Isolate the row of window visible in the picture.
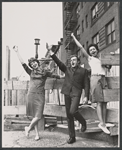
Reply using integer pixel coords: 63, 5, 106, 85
76, 19, 115, 51
81, 14, 88, 32
92, 19, 115, 46
75, 2, 114, 34
76, 3, 88, 31
91, 2, 114, 22
77, 2, 113, 17
92, 3, 98, 20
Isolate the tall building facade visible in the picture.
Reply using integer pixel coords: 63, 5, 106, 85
62, 2, 120, 70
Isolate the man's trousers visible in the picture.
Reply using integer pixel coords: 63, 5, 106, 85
64, 95, 86, 138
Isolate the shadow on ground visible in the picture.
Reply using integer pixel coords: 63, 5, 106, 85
2, 130, 118, 148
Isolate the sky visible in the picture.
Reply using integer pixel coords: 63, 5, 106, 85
2, 2, 63, 80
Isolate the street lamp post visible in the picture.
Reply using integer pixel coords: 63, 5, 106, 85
34, 38, 40, 59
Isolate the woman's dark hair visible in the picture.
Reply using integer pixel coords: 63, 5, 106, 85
87, 44, 99, 56
28, 57, 39, 68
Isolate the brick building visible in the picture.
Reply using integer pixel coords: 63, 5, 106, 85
62, 2, 120, 72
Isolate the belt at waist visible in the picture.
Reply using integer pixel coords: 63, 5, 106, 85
28, 91, 44, 94
91, 74, 105, 76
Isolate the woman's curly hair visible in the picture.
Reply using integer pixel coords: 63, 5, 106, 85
87, 44, 99, 56
28, 57, 39, 68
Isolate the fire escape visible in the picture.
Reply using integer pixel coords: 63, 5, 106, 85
64, 2, 78, 50
63, 2, 78, 65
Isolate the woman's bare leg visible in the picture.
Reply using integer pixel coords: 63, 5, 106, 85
97, 102, 110, 134
34, 124, 40, 140
97, 102, 104, 125
102, 102, 107, 124
25, 117, 40, 137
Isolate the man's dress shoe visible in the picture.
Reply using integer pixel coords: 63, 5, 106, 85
67, 137, 76, 144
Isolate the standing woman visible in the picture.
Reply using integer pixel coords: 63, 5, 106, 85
13, 46, 60, 140
71, 33, 110, 134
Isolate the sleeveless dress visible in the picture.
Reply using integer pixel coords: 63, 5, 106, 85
22, 63, 58, 119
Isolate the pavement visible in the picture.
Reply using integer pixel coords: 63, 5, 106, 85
2, 129, 118, 148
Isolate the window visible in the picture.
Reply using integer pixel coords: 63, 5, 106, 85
77, 43, 84, 57
85, 15, 88, 28
82, 20, 84, 32
86, 41, 89, 50
91, 3, 98, 20
76, 26, 80, 36
107, 2, 110, 7
76, 3, 81, 18
76, 25, 80, 40
106, 2, 114, 8
105, 2, 114, 11
106, 19, 115, 45
92, 33, 99, 47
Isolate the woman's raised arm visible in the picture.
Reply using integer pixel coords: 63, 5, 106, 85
13, 46, 32, 75
71, 33, 89, 59
13, 46, 24, 64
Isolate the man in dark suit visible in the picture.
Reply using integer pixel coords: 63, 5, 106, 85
49, 47, 89, 144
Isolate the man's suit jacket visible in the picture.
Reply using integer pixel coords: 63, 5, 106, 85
51, 54, 89, 98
